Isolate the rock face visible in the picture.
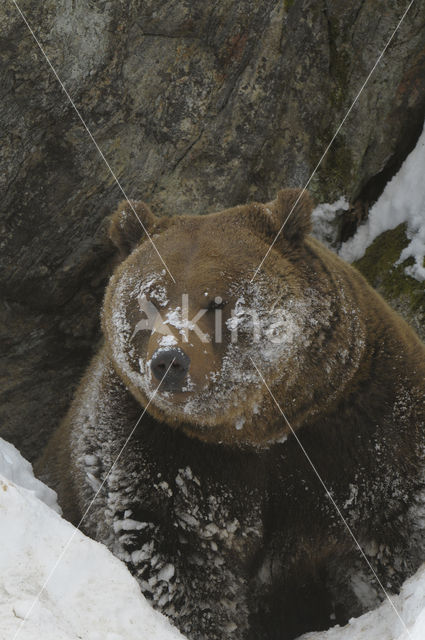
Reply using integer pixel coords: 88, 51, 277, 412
1, 0, 425, 460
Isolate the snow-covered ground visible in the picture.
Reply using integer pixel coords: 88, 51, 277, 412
1, 437, 425, 640
339, 121, 425, 281
0, 438, 185, 640
301, 568, 425, 640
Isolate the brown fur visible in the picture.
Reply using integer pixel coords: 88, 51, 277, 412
37, 189, 425, 640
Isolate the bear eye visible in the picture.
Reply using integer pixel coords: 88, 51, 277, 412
207, 298, 227, 311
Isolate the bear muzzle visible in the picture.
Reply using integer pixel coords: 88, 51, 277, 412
150, 347, 190, 392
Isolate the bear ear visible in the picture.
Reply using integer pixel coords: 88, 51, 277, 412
268, 188, 313, 243
109, 200, 157, 257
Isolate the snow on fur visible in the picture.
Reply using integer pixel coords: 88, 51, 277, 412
107, 269, 337, 430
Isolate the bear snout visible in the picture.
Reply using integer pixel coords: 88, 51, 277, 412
150, 347, 190, 391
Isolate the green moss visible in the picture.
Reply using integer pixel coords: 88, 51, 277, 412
283, 0, 295, 11
354, 224, 425, 315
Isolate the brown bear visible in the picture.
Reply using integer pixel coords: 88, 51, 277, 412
37, 189, 425, 640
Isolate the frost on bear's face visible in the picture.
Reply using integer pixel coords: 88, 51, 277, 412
102, 192, 365, 446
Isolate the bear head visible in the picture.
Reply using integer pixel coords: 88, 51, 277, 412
102, 189, 365, 447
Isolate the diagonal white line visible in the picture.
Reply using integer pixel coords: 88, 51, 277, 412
11, 358, 176, 640
12, 0, 176, 284
250, 0, 416, 282
249, 357, 413, 639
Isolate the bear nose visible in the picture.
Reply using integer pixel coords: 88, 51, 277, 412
150, 347, 190, 391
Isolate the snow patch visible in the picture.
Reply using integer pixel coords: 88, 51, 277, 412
312, 197, 350, 248
301, 563, 425, 640
0, 438, 60, 513
0, 439, 185, 640
339, 121, 425, 281
235, 416, 245, 431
